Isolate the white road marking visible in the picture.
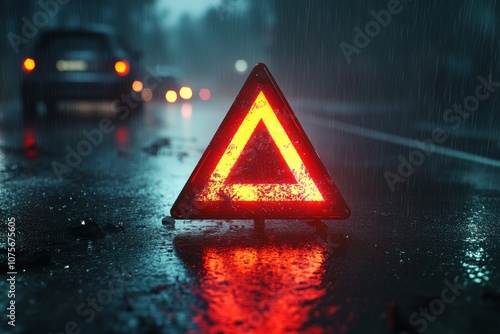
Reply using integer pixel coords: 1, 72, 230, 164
310, 116, 500, 168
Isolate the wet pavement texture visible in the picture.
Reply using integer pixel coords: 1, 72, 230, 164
0, 98, 499, 334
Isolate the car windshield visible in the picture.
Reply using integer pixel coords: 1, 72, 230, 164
37, 33, 108, 55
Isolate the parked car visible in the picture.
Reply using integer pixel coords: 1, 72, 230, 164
21, 26, 143, 117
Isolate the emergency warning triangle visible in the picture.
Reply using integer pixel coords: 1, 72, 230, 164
170, 63, 350, 219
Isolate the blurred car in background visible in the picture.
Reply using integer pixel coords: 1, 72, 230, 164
21, 26, 144, 117
144, 65, 182, 103
143, 65, 210, 104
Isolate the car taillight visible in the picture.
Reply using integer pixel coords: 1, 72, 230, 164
22, 57, 36, 73
114, 60, 129, 76
199, 88, 211, 101
132, 80, 143, 92
165, 90, 177, 103
179, 86, 193, 100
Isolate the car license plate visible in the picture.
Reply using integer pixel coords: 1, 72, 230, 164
56, 60, 88, 71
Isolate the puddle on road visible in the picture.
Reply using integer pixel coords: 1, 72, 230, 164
195, 243, 326, 333
174, 231, 351, 334
142, 136, 197, 162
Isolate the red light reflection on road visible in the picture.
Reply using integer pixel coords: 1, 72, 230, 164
23, 126, 37, 160
115, 126, 129, 151
181, 103, 193, 118
115, 126, 129, 144
194, 244, 326, 334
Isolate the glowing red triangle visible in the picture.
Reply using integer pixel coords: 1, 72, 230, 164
171, 63, 350, 219
224, 120, 297, 185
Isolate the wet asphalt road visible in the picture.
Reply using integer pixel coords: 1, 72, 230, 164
0, 96, 499, 334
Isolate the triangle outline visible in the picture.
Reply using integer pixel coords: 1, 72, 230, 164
199, 91, 323, 202
170, 63, 350, 219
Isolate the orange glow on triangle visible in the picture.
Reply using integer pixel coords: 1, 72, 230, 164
199, 91, 323, 202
